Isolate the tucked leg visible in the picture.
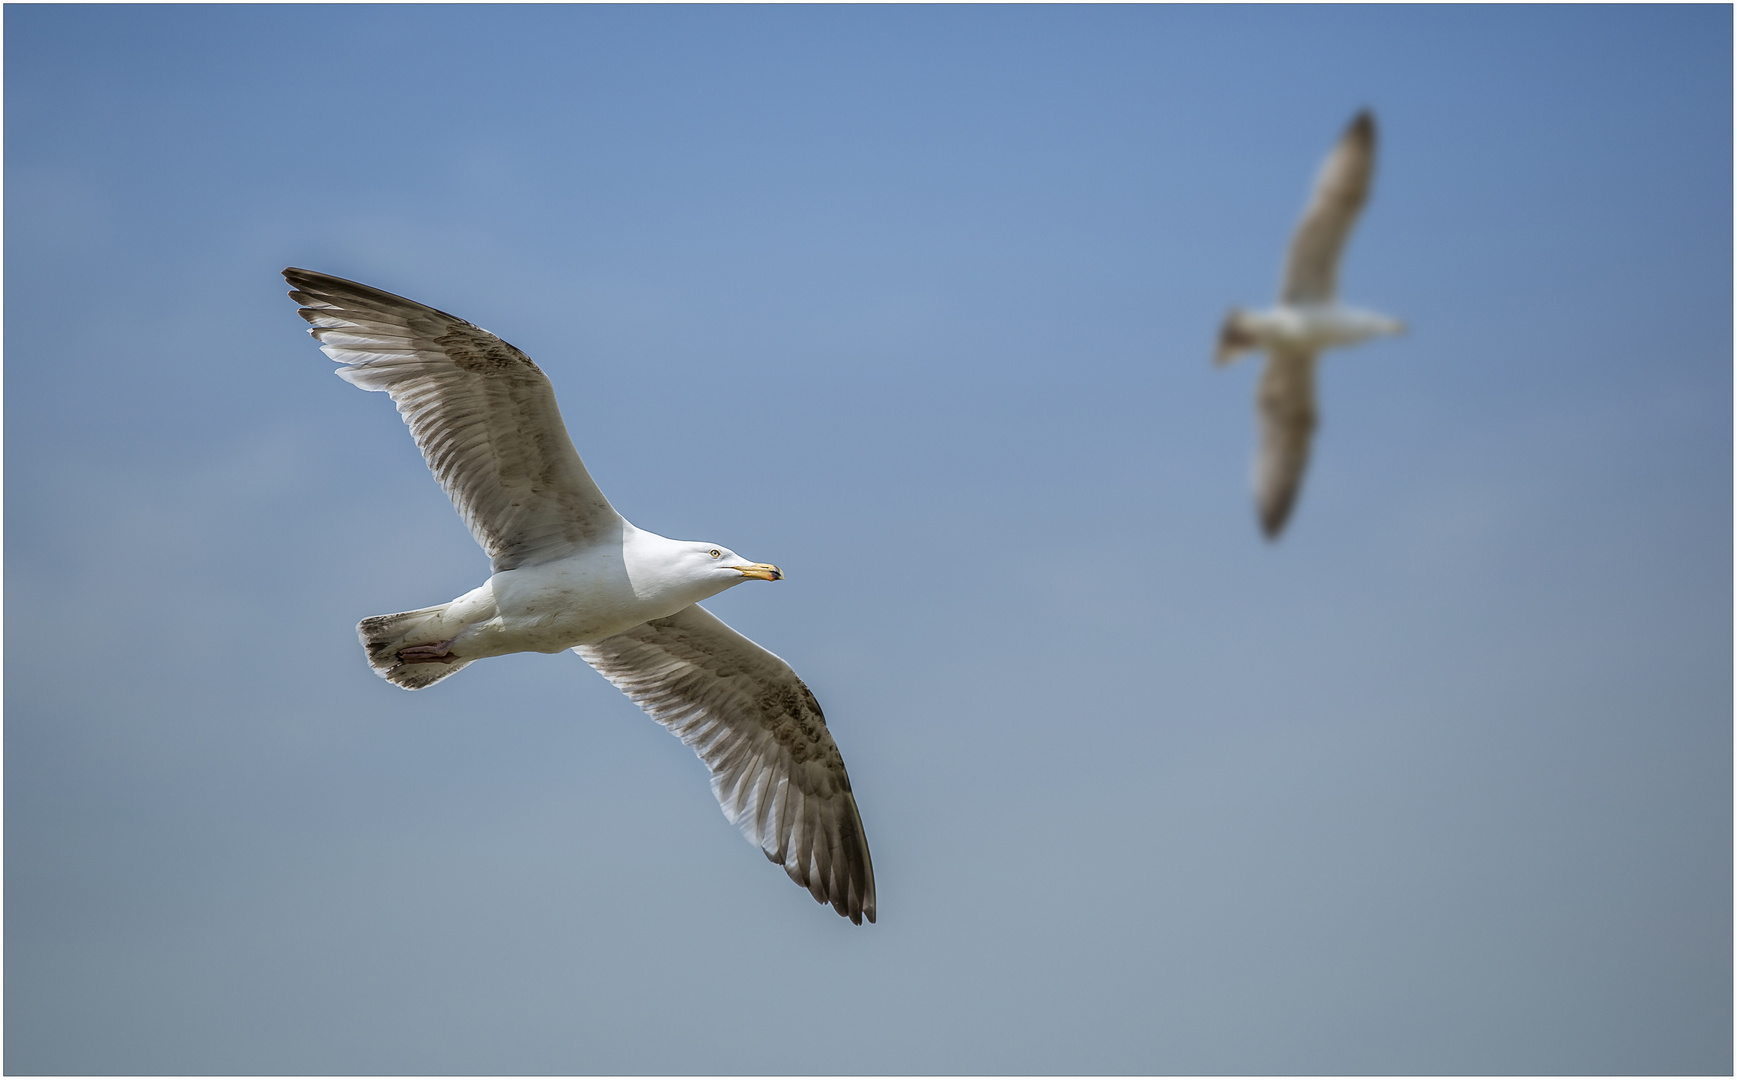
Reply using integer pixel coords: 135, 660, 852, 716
398, 640, 460, 664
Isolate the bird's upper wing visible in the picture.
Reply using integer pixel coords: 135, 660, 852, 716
1255, 349, 1319, 539
286, 268, 619, 571
1281, 111, 1376, 305
575, 604, 876, 924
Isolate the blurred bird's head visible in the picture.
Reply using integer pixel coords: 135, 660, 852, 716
1215, 309, 1259, 366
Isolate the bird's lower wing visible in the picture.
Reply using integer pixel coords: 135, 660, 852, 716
575, 604, 876, 924
286, 268, 620, 571
1255, 350, 1319, 538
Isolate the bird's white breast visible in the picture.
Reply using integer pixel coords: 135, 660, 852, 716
481, 529, 735, 655
1246, 303, 1399, 352
486, 545, 665, 653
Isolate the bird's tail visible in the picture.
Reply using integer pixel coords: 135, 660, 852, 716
358, 604, 473, 690
1215, 310, 1258, 366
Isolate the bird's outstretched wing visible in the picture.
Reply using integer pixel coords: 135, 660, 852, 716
285, 268, 619, 571
1255, 349, 1319, 539
576, 604, 876, 924
1281, 110, 1376, 305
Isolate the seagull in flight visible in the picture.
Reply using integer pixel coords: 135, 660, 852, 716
284, 268, 875, 923
1216, 110, 1405, 538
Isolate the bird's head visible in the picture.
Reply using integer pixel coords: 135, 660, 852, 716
1215, 308, 1258, 366
711, 544, 783, 583
674, 541, 783, 595
624, 530, 784, 607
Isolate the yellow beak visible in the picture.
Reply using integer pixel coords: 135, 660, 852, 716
734, 563, 783, 581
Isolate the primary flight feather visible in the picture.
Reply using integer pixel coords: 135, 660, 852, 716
285, 268, 875, 924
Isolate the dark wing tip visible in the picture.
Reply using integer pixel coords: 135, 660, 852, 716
282, 266, 388, 299
1347, 109, 1376, 144
283, 267, 359, 306
280, 268, 483, 333
1260, 499, 1292, 540
282, 266, 328, 290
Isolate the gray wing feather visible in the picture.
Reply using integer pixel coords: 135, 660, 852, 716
576, 604, 876, 924
285, 268, 619, 571
1281, 110, 1376, 305
1255, 349, 1319, 538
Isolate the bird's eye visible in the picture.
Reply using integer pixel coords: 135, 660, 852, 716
709, 549, 722, 558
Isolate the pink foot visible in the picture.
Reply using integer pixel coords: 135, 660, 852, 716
398, 640, 459, 665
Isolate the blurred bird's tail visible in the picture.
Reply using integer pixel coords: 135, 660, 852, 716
358, 604, 473, 690
1215, 309, 1258, 366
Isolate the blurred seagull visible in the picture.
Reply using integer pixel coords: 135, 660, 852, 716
1216, 110, 1405, 538
284, 269, 875, 924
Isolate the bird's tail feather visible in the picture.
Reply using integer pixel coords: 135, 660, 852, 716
358, 604, 472, 690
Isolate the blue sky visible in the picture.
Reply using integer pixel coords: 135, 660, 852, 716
6, 5, 1730, 1074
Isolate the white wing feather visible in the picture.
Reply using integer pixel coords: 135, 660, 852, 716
1281, 111, 1376, 305
284, 268, 620, 571
576, 604, 876, 924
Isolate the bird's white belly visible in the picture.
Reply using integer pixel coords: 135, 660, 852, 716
460, 554, 686, 657
1253, 304, 1397, 352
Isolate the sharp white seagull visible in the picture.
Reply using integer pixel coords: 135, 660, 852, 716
1215, 110, 1405, 539
284, 268, 875, 924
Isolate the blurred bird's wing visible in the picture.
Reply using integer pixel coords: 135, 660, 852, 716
285, 268, 620, 572
576, 603, 876, 924
1255, 349, 1319, 538
1281, 111, 1376, 305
